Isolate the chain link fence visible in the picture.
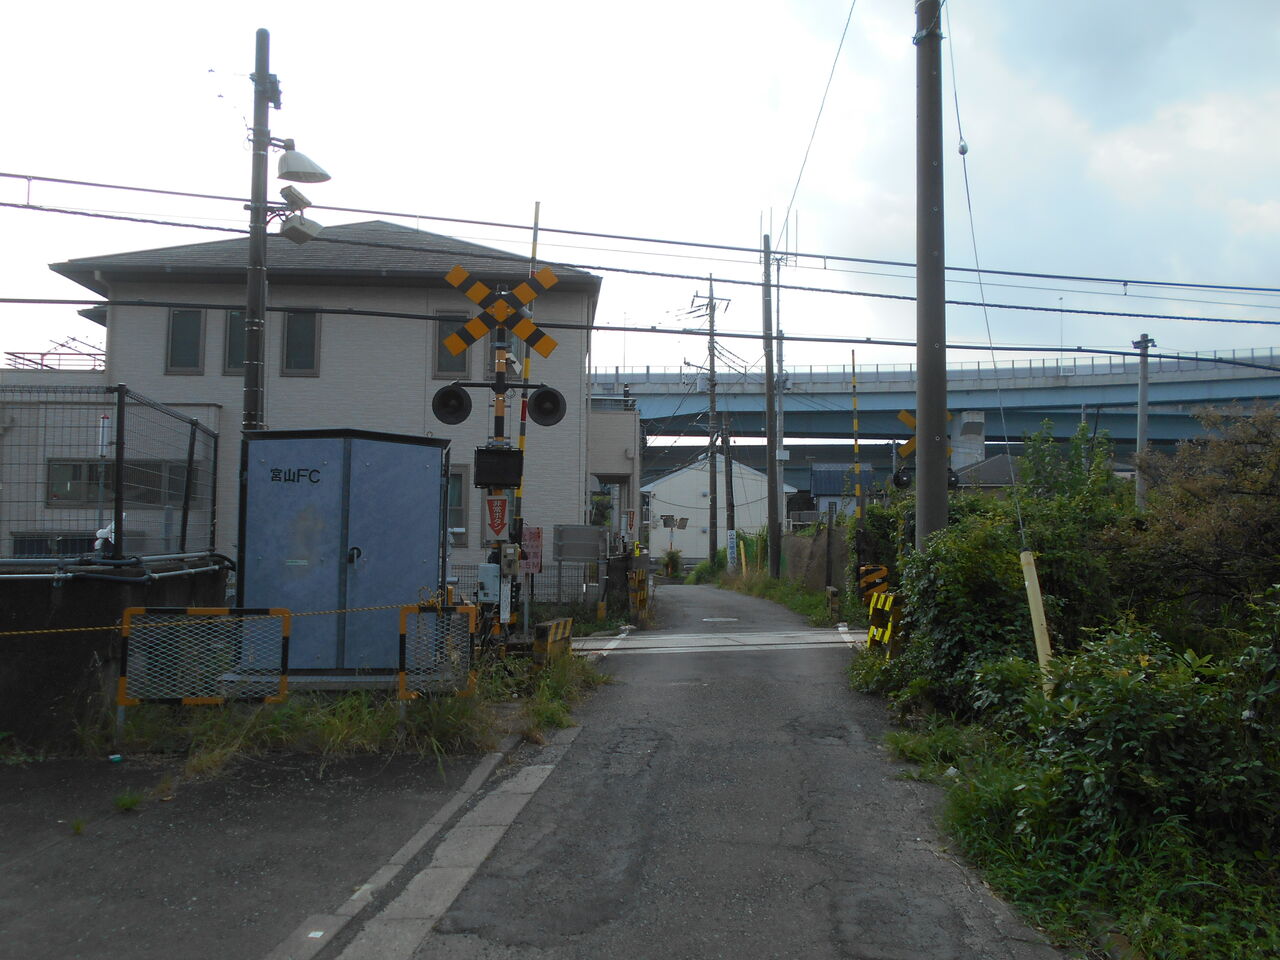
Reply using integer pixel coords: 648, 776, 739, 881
0, 384, 217, 560
118, 608, 289, 704
400, 605, 474, 697
447, 560, 605, 606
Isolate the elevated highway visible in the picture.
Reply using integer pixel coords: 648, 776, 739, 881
592, 348, 1280, 443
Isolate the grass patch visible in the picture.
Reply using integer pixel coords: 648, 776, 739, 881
721, 570, 849, 627
113, 790, 144, 813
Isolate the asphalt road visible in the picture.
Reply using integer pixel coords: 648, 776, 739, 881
323, 584, 1065, 960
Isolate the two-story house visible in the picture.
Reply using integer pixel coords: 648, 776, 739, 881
48, 220, 603, 565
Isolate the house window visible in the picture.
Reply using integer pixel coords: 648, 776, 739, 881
224, 310, 246, 374
11, 533, 98, 558
448, 465, 469, 546
433, 315, 470, 379
166, 308, 204, 374
282, 311, 319, 375
46, 459, 195, 509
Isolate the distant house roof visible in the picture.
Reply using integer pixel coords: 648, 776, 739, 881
640, 453, 796, 494
955, 453, 1019, 486
809, 462, 876, 496
50, 220, 601, 297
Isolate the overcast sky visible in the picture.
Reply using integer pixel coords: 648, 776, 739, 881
2, 0, 1277, 376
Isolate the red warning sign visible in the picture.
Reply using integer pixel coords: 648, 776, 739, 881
485, 495, 509, 539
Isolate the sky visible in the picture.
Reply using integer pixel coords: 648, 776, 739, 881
1, 0, 1277, 377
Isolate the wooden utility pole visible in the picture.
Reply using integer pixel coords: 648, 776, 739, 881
915, 0, 949, 549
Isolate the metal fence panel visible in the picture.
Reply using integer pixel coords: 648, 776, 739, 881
0, 385, 217, 560
118, 607, 289, 704
400, 605, 474, 697
447, 560, 604, 606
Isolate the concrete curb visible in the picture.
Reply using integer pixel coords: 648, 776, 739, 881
262, 734, 524, 960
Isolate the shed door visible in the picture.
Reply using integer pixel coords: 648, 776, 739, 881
342, 439, 444, 669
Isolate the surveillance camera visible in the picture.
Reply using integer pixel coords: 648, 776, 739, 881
279, 213, 323, 245
280, 185, 311, 211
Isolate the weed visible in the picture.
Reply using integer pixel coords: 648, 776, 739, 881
113, 790, 144, 813
71, 818, 86, 836
722, 570, 846, 627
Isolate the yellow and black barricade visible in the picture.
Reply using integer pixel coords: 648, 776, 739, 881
533, 618, 574, 668
397, 600, 477, 700
117, 607, 290, 707
866, 593, 902, 658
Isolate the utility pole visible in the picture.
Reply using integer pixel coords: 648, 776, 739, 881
915, 0, 948, 549
244, 28, 275, 433
707, 278, 718, 563
722, 415, 737, 570
776, 326, 787, 535
762, 234, 781, 577
1133, 332, 1155, 510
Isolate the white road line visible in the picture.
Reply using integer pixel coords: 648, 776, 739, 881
329, 729, 579, 960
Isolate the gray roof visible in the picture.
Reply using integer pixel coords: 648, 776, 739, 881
810, 462, 876, 496
50, 220, 601, 297
955, 453, 1019, 486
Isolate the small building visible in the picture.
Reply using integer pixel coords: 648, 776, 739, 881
809, 462, 877, 519
45, 221, 605, 564
641, 453, 795, 563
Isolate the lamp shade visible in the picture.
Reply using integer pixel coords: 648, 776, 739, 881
278, 148, 331, 184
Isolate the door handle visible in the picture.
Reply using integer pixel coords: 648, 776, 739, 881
348, 546, 363, 564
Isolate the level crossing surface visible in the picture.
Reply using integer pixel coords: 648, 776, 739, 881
312, 585, 1066, 960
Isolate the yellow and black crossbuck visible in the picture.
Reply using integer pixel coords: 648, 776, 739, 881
442, 265, 560, 359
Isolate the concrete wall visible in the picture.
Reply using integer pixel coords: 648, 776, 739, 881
782, 527, 850, 593
0, 563, 227, 747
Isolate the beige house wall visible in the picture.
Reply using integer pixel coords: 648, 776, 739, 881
100, 279, 592, 563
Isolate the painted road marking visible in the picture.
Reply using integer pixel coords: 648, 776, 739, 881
328, 733, 577, 960
576, 629, 863, 656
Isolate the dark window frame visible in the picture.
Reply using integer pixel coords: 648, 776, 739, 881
223, 309, 247, 375
448, 464, 470, 547
281, 310, 320, 377
45, 458, 197, 510
166, 308, 204, 374
433, 314, 471, 380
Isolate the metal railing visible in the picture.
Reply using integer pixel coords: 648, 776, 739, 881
590, 347, 1280, 389
0, 384, 218, 561
448, 560, 605, 606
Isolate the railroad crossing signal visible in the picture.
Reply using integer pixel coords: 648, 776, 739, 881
442, 265, 560, 358
896, 409, 952, 458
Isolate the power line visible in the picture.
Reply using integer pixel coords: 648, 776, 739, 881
6, 296, 1279, 373
4, 170, 1278, 296
779, 0, 859, 250
4, 201, 1279, 328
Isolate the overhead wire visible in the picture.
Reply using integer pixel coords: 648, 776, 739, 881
778, 0, 860, 251
945, 0, 1026, 543
4, 170, 1279, 296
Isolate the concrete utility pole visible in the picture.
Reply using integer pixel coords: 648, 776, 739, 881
914, 0, 948, 549
244, 28, 274, 433
722, 416, 737, 570
707, 279, 718, 562
1133, 332, 1156, 510
776, 326, 787, 535
762, 235, 781, 577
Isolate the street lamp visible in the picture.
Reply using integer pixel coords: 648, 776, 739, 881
243, 27, 330, 433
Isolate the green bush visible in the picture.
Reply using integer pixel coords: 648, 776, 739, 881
895, 509, 1032, 713
1037, 619, 1280, 854
685, 547, 727, 584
